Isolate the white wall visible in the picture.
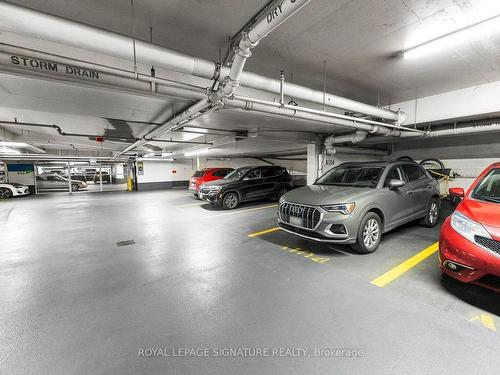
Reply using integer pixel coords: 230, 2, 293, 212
392, 137, 500, 192
200, 157, 306, 174
136, 159, 194, 183
386, 80, 500, 125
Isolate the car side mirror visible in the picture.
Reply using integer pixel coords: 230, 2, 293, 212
449, 187, 464, 198
389, 179, 405, 190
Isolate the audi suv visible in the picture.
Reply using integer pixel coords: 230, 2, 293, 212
278, 161, 441, 253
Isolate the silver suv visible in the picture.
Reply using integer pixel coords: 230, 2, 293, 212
278, 161, 441, 253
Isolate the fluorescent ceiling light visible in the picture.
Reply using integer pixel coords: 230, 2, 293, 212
0, 141, 46, 154
184, 147, 211, 157
0, 146, 21, 154
183, 127, 208, 134
0, 141, 29, 147
137, 157, 174, 162
161, 151, 173, 157
403, 14, 500, 59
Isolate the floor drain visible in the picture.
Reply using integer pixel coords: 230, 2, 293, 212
116, 240, 135, 247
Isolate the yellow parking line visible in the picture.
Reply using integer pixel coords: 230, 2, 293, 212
248, 227, 281, 237
206, 204, 278, 218
371, 242, 439, 287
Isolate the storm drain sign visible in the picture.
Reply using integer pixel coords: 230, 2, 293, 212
116, 240, 135, 247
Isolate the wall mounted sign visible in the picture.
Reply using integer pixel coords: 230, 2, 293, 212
137, 161, 144, 175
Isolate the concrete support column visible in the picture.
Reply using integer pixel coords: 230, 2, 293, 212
68, 162, 72, 193
99, 164, 103, 192
306, 142, 321, 185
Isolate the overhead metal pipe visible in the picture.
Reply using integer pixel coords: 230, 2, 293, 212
323, 131, 369, 155
148, 139, 213, 145
227, 97, 418, 135
0, 44, 206, 102
0, 42, 415, 143
0, 1, 401, 120
221, 0, 310, 97
362, 122, 500, 144
117, 0, 310, 155
114, 97, 213, 156
231, 94, 424, 133
331, 146, 389, 156
331, 130, 368, 144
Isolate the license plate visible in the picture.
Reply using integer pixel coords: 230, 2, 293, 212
289, 216, 302, 226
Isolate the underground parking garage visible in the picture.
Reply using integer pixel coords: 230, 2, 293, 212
1, 0, 500, 373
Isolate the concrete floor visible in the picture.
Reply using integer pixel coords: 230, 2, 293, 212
1, 190, 499, 374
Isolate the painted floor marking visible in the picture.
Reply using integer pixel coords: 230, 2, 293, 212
175, 202, 205, 207
281, 246, 330, 264
206, 204, 277, 218
248, 227, 281, 237
371, 242, 439, 287
469, 314, 497, 332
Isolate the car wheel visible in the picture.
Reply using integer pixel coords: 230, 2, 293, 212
419, 197, 440, 228
0, 187, 13, 199
71, 184, 80, 192
351, 212, 382, 254
222, 192, 239, 210
276, 186, 288, 201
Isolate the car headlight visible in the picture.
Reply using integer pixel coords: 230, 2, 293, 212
279, 196, 285, 204
450, 211, 491, 242
321, 202, 356, 215
207, 186, 222, 192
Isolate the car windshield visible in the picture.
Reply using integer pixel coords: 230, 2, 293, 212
472, 168, 500, 203
192, 170, 205, 177
315, 165, 385, 188
224, 167, 253, 180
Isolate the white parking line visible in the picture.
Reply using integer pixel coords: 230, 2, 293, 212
175, 202, 205, 207
205, 204, 278, 218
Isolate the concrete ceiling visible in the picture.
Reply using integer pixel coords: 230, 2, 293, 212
2, 0, 500, 157
6, 0, 500, 105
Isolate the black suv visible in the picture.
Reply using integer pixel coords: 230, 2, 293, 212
199, 166, 293, 209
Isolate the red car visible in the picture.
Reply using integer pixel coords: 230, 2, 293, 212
439, 162, 500, 292
189, 168, 234, 198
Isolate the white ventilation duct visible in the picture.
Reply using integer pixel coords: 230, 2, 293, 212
0, 1, 401, 121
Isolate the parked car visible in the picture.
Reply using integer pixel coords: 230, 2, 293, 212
439, 162, 500, 290
70, 174, 87, 182
36, 174, 88, 191
0, 182, 30, 199
93, 171, 111, 183
278, 161, 441, 253
199, 166, 292, 209
189, 168, 234, 198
